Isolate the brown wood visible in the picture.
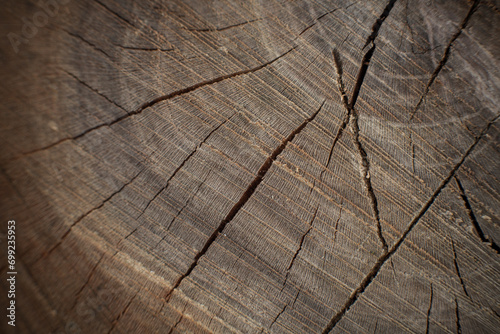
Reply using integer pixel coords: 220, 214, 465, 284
1, 0, 499, 333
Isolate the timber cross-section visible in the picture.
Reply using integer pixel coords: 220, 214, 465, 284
1, 0, 499, 333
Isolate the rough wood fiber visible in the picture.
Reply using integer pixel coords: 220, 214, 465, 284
0, 0, 499, 333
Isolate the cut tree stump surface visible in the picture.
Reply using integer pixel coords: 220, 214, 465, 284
0, 0, 499, 333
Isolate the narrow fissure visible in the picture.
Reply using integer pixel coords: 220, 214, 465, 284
455, 297, 462, 334
455, 176, 500, 254
139, 117, 231, 218
282, 205, 319, 290
332, 45, 388, 252
350, 110, 388, 252
15, 46, 297, 159
451, 239, 470, 298
163, 100, 326, 302
188, 18, 263, 32
40, 169, 144, 261
363, 0, 399, 49
321, 115, 498, 333
410, 0, 480, 120
425, 283, 433, 334
107, 291, 138, 334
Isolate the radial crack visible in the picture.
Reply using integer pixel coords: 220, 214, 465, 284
410, 0, 480, 120
63, 28, 112, 59
333, 203, 343, 245
327, 51, 351, 165
324, 112, 349, 171
269, 289, 300, 330
153, 172, 211, 250
167, 314, 183, 334
133, 46, 297, 116
321, 114, 498, 333
363, 0, 399, 49
163, 100, 326, 302
350, 109, 388, 252
14, 45, 297, 160
320, 50, 351, 180
116, 45, 174, 52
298, 2, 359, 38
298, 8, 339, 36
333, 49, 388, 252
124, 119, 230, 245
188, 18, 262, 32
350, 43, 376, 110
40, 169, 144, 260
0, 166, 24, 203
63, 70, 129, 114
72, 253, 106, 307
409, 133, 416, 174
455, 176, 500, 253
269, 304, 287, 330
332, 50, 351, 112
390, 259, 398, 288
455, 297, 462, 334
167, 304, 187, 334
139, 118, 230, 219
94, 0, 136, 28
282, 205, 319, 290
107, 292, 138, 334
451, 239, 470, 297
425, 283, 434, 334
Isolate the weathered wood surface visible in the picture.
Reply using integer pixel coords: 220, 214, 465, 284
1, 0, 499, 333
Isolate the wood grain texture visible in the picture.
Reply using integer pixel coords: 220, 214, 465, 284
0, 0, 499, 333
